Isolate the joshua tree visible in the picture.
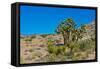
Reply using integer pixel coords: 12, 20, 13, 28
56, 18, 76, 45
78, 24, 86, 40
56, 18, 86, 45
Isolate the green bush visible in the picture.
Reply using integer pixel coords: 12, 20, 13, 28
24, 38, 32, 42
47, 39, 67, 55
41, 34, 48, 38
30, 35, 36, 39
57, 46, 66, 55
47, 37, 95, 61
48, 45, 58, 54
79, 39, 95, 51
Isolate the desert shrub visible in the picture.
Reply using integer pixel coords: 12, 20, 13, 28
91, 37, 95, 41
47, 38, 70, 56
70, 39, 95, 60
72, 51, 88, 60
29, 49, 34, 52
79, 40, 90, 51
41, 34, 48, 38
24, 38, 32, 42
47, 38, 95, 61
57, 46, 66, 55
32, 53, 36, 59
48, 38, 95, 61
35, 52, 43, 58
47, 39, 67, 55
47, 39, 55, 45
79, 39, 95, 51
91, 41, 95, 51
90, 34, 95, 41
30, 35, 36, 39
72, 52, 82, 60
64, 42, 80, 59
48, 45, 58, 55
72, 43, 80, 52
79, 41, 86, 51
67, 42, 79, 53
47, 39, 57, 54
31, 52, 42, 59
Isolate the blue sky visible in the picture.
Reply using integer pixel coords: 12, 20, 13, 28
20, 5, 95, 35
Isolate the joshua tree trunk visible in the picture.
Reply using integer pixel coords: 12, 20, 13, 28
69, 31, 72, 42
62, 32, 69, 46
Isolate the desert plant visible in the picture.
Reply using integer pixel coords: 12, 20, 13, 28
29, 49, 34, 52
24, 37, 32, 42
48, 45, 58, 55
72, 52, 82, 60
30, 35, 36, 39
79, 39, 94, 51
57, 46, 66, 55
32, 53, 36, 59
41, 34, 48, 38
56, 18, 76, 45
56, 18, 87, 46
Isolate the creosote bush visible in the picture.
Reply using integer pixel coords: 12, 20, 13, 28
30, 35, 36, 39
47, 39, 67, 55
47, 39, 68, 61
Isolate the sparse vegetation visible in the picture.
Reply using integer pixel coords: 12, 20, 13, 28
41, 34, 48, 38
20, 18, 96, 63
30, 35, 36, 39
24, 37, 32, 42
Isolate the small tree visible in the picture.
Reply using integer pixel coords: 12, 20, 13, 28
56, 18, 86, 45
56, 18, 76, 45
